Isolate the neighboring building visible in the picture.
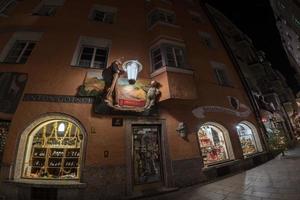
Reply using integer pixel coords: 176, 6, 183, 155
269, 0, 300, 86
206, 4, 297, 144
0, 0, 268, 199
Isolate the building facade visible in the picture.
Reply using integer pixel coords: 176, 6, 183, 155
0, 0, 268, 199
206, 5, 297, 146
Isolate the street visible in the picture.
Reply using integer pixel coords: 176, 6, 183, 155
142, 146, 300, 200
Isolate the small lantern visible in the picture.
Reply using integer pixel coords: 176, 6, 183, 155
122, 60, 142, 84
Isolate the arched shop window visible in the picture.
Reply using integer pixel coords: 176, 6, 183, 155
236, 121, 263, 156
22, 118, 84, 180
198, 123, 234, 166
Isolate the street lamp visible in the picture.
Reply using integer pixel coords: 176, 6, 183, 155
122, 60, 142, 84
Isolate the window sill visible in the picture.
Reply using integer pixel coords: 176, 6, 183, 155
5, 179, 87, 188
202, 159, 240, 171
243, 151, 266, 159
150, 66, 194, 78
148, 21, 181, 31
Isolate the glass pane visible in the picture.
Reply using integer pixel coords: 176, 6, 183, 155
104, 12, 114, 24
198, 125, 229, 165
166, 14, 175, 24
150, 11, 160, 25
36, 6, 57, 16
151, 48, 162, 70
237, 124, 257, 156
174, 48, 184, 67
4, 41, 27, 63
19, 42, 36, 64
93, 10, 105, 21
78, 47, 94, 67
165, 47, 176, 67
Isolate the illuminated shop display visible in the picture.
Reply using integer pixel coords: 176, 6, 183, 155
236, 123, 258, 156
198, 125, 229, 165
22, 120, 83, 179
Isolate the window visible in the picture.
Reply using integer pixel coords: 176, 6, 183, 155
0, 0, 17, 16
199, 32, 215, 49
148, 9, 175, 27
189, 11, 204, 23
151, 43, 186, 70
33, 5, 58, 16
89, 5, 117, 24
71, 36, 111, 69
211, 61, 231, 87
0, 31, 42, 64
77, 46, 108, 68
32, 0, 64, 16
198, 123, 234, 166
22, 118, 84, 180
236, 122, 263, 156
4, 40, 36, 64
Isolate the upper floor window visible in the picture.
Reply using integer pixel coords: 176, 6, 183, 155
4, 40, 36, 64
77, 46, 108, 68
148, 9, 175, 27
189, 11, 204, 23
211, 61, 231, 87
71, 36, 111, 69
199, 32, 215, 49
0, 0, 17, 16
89, 5, 117, 24
33, 5, 58, 16
32, 0, 64, 16
151, 42, 186, 70
0, 32, 42, 64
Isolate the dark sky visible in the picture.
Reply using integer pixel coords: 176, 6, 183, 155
204, 0, 299, 93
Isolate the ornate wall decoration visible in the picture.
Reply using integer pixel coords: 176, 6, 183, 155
192, 96, 251, 119
77, 60, 161, 116
0, 72, 27, 114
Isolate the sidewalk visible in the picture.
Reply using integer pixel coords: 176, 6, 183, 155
142, 147, 300, 200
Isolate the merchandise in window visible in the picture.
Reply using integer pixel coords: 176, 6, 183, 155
149, 10, 175, 27
198, 125, 229, 165
77, 46, 108, 69
151, 44, 186, 70
236, 123, 258, 156
91, 9, 114, 24
22, 120, 84, 179
4, 40, 36, 64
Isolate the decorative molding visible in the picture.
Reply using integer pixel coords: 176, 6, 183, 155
23, 94, 94, 104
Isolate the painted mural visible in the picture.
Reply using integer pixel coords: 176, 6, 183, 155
0, 72, 27, 114
77, 64, 160, 116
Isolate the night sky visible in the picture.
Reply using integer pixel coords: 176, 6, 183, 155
204, 0, 299, 93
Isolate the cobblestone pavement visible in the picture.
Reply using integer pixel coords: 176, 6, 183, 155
142, 147, 300, 200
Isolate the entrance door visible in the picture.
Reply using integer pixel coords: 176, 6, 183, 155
132, 125, 163, 186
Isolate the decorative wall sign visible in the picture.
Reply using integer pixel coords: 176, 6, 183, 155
112, 118, 123, 126
0, 72, 27, 114
192, 96, 251, 118
77, 60, 161, 116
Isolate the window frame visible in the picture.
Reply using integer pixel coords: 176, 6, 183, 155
0, 32, 42, 64
70, 36, 111, 69
32, 0, 64, 16
4, 40, 36, 64
210, 61, 232, 87
76, 45, 109, 69
89, 4, 117, 24
150, 42, 187, 71
148, 8, 176, 28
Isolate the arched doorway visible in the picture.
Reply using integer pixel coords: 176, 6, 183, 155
14, 113, 86, 180
236, 121, 263, 156
198, 122, 234, 166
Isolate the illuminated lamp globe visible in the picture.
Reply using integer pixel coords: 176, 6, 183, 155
122, 60, 143, 85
